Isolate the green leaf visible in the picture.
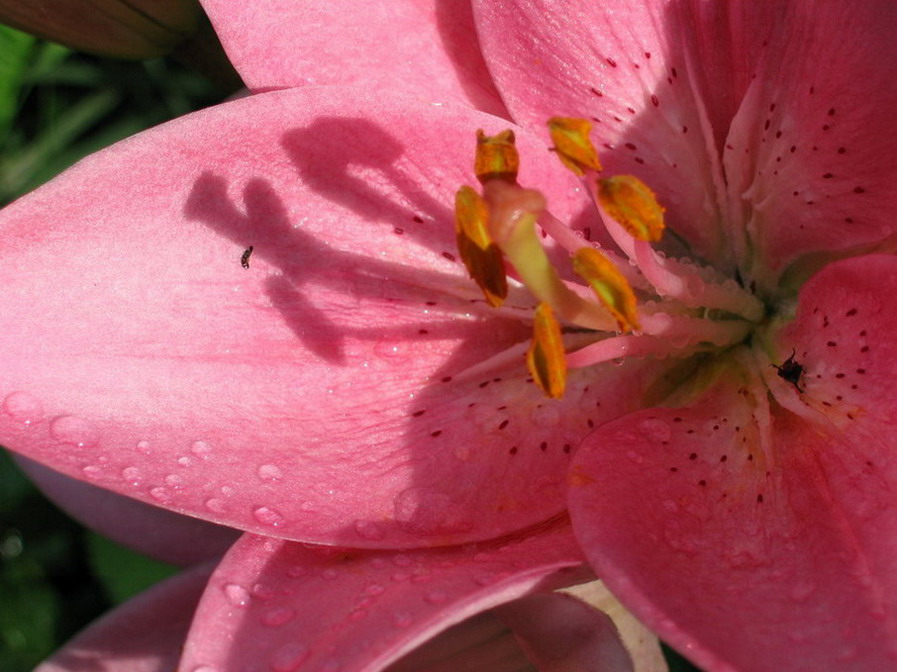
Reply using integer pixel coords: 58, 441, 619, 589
0, 25, 36, 139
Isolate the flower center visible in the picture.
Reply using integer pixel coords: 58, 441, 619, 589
454, 119, 766, 399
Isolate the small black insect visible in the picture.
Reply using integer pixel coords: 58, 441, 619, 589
773, 349, 804, 392
241, 246, 254, 269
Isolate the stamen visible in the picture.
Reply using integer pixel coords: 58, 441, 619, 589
597, 175, 666, 243
454, 186, 508, 306
572, 247, 640, 332
527, 302, 567, 399
548, 117, 603, 176
475, 130, 519, 184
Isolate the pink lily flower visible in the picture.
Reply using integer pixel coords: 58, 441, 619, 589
4, 0, 897, 670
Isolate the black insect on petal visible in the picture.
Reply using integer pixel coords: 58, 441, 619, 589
241, 246, 254, 269
773, 349, 804, 393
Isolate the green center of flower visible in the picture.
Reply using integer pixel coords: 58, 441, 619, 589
454, 119, 766, 399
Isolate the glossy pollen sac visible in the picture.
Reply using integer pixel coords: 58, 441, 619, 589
527, 302, 567, 399
475, 129, 520, 184
572, 247, 640, 332
454, 185, 508, 307
597, 175, 666, 242
548, 117, 603, 176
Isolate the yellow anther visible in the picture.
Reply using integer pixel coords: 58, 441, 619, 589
572, 247, 641, 332
597, 175, 665, 242
454, 186, 508, 306
527, 302, 568, 399
548, 117, 602, 176
475, 129, 519, 184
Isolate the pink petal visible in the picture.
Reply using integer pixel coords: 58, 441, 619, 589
495, 593, 633, 672
36, 563, 212, 672
200, 0, 507, 116
473, 0, 735, 268
475, 1, 897, 284
15, 455, 238, 565
179, 524, 590, 671
0, 86, 649, 547
568, 340, 897, 671
721, 3, 897, 283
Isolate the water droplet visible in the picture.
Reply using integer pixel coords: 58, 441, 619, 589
190, 440, 212, 456
394, 488, 471, 535
251, 582, 276, 600
122, 467, 143, 484
391, 571, 410, 582
49, 415, 98, 448
424, 590, 447, 604
321, 568, 339, 581
149, 486, 171, 502
639, 417, 671, 442
165, 473, 185, 488
365, 583, 386, 596
374, 343, 402, 359
136, 440, 152, 454
393, 611, 413, 628
286, 565, 308, 579
531, 405, 560, 427
392, 554, 412, 567
625, 450, 644, 464
353, 519, 386, 540
220, 485, 236, 497
349, 609, 368, 622
177, 456, 192, 467
261, 606, 296, 626
270, 643, 309, 672
257, 464, 283, 482
252, 506, 284, 527
204, 498, 226, 513
192, 666, 218, 672
2, 392, 44, 424
81, 465, 102, 479
223, 583, 250, 607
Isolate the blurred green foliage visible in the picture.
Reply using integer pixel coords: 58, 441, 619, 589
0, 24, 224, 206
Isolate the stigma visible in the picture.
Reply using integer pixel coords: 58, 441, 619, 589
454, 120, 763, 399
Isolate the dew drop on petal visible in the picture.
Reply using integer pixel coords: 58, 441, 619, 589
223, 583, 251, 607
270, 643, 309, 672
321, 568, 339, 581
424, 590, 447, 604
149, 486, 171, 502
251, 582, 276, 600
253, 506, 285, 527
190, 440, 212, 456
392, 554, 412, 567
122, 466, 143, 484
49, 415, 99, 448
191, 666, 218, 672
2, 392, 45, 424
204, 497, 227, 513
353, 519, 386, 540
391, 572, 410, 582
261, 606, 296, 627
365, 583, 386, 596
177, 456, 192, 467
136, 440, 152, 454
257, 464, 284, 482
393, 611, 414, 628
81, 465, 102, 479
639, 417, 671, 442
349, 609, 368, 622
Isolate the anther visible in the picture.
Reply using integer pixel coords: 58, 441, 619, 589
527, 302, 568, 399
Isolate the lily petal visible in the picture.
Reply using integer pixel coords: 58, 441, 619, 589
14, 454, 238, 565
0, 86, 650, 547
200, 0, 506, 115
473, 0, 732, 267
179, 524, 590, 671
36, 563, 212, 672
568, 316, 897, 672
